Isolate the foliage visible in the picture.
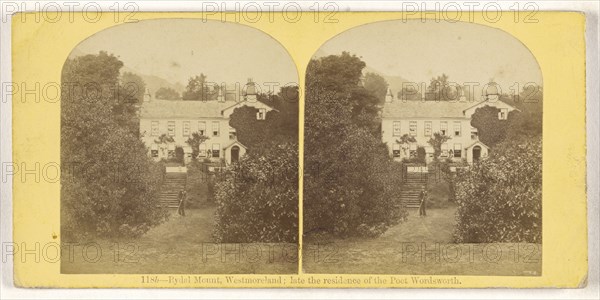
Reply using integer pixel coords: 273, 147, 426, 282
363, 72, 389, 104
61, 51, 168, 240
175, 146, 184, 164
213, 143, 298, 243
182, 74, 218, 101
424, 74, 459, 101
453, 138, 542, 243
417, 146, 427, 163
120, 72, 146, 103
427, 132, 451, 160
155, 87, 181, 100
402, 146, 426, 164
229, 106, 271, 148
470, 105, 510, 147
185, 132, 209, 159
304, 53, 407, 238
229, 86, 298, 152
306, 52, 381, 132
154, 133, 174, 144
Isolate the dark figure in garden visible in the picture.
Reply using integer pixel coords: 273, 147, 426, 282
419, 187, 427, 217
178, 190, 186, 217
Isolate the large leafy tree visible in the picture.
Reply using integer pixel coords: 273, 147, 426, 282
61, 51, 167, 239
182, 73, 216, 101
470, 105, 510, 147
304, 53, 407, 238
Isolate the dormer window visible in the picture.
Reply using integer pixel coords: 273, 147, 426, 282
498, 108, 508, 120
257, 108, 266, 120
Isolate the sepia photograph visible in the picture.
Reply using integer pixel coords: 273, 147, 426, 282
60, 19, 300, 274
302, 20, 543, 275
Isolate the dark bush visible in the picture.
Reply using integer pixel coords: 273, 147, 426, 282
175, 146, 184, 164
213, 143, 298, 243
453, 138, 542, 243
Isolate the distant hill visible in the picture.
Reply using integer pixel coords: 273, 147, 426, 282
67, 50, 185, 98
121, 66, 185, 98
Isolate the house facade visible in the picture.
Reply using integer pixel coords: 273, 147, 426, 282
139, 81, 275, 165
381, 89, 518, 164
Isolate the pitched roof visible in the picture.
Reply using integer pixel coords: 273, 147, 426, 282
222, 139, 247, 150
382, 100, 476, 119
462, 98, 521, 113
140, 100, 236, 119
464, 139, 490, 150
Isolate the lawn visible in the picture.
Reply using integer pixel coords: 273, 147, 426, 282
302, 205, 542, 276
61, 206, 298, 274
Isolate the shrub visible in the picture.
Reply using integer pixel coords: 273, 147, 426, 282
213, 143, 298, 243
453, 137, 542, 243
175, 146, 184, 164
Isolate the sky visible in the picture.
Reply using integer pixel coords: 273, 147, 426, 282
71, 19, 299, 90
317, 20, 542, 97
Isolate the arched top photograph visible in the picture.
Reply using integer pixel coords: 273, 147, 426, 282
60, 19, 300, 275
303, 19, 543, 276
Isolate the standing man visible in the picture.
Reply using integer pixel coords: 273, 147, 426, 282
419, 187, 427, 217
177, 190, 187, 217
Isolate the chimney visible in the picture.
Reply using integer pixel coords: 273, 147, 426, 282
245, 78, 257, 103
218, 86, 225, 102
385, 88, 394, 103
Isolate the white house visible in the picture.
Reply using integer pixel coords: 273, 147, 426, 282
139, 80, 276, 165
381, 88, 519, 164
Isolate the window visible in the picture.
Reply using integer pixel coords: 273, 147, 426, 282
167, 121, 176, 136
167, 144, 175, 158
198, 121, 206, 136
392, 144, 401, 157
393, 121, 401, 136
409, 121, 417, 136
453, 121, 461, 137
183, 121, 190, 136
454, 143, 462, 158
441, 143, 449, 158
198, 143, 206, 157
471, 127, 478, 140
212, 121, 220, 137
498, 108, 508, 120
409, 143, 417, 158
424, 121, 432, 136
150, 144, 158, 158
212, 144, 220, 158
151, 121, 159, 136
440, 121, 448, 136
229, 127, 236, 140
257, 108, 266, 120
